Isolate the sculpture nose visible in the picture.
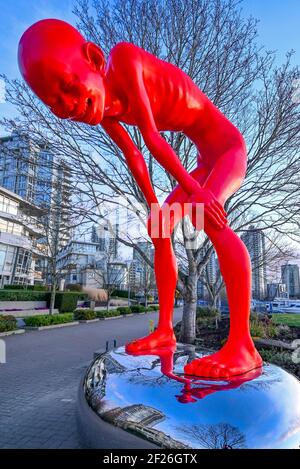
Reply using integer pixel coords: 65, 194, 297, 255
52, 96, 78, 118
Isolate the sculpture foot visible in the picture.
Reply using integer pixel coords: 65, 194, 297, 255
125, 329, 176, 353
184, 340, 263, 378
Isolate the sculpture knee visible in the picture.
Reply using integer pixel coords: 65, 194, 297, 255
147, 211, 174, 248
206, 225, 251, 273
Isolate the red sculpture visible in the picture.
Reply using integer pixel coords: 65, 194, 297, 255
128, 346, 262, 403
18, 19, 263, 378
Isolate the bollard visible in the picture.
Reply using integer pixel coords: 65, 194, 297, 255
149, 319, 155, 333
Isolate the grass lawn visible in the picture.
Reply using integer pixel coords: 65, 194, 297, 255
272, 313, 300, 327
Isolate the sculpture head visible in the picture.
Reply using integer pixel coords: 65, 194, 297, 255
18, 19, 106, 125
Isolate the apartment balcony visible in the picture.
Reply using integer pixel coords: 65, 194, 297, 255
0, 210, 44, 237
0, 231, 32, 249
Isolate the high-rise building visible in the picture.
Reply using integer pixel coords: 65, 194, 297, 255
0, 132, 71, 248
197, 248, 217, 300
281, 264, 300, 298
91, 219, 119, 260
267, 282, 287, 300
241, 225, 267, 300
56, 240, 106, 287
131, 241, 155, 294
0, 186, 45, 286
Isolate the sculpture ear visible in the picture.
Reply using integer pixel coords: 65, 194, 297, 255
83, 42, 105, 75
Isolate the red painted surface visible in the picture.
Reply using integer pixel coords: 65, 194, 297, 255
18, 19, 262, 378
128, 346, 262, 402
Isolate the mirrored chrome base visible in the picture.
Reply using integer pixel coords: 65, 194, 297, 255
79, 344, 300, 449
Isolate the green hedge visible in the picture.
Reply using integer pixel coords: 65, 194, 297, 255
73, 309, 96, 320
0, 290, 88, 312
196, 307, 219, 318
112, 289, 135, 298
130, 305, 146, 313
65, 284, 82, 292
0, 290, 49, 301
117, 306, 132, 315
0, 315, 17, 332
52, 292, 87, 313
24, 313, 74, 327
3, 285, 48, 291
97, 309, 120, 318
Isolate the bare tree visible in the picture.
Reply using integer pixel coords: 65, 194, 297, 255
177, 422, 247, 449
1, 0, 299, 341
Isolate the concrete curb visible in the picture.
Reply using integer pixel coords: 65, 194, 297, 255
0, 329, 25, 337
99, 311, 156, 320
99, 315, 122, 320
24, 321, 80, 331
78, 319, 99, 324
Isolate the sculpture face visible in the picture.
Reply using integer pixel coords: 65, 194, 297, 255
18, 19, 106, 125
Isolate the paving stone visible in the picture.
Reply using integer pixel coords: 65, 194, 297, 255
0, 310, 182, 448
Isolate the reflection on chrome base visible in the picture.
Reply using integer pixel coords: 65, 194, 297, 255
83, 344, 300, 449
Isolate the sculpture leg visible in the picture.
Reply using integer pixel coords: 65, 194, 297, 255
184, 223, 263, 378
125, 233, 178, 352
126, 167, 207, 353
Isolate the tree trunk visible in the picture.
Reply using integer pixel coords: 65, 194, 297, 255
49, 281, 56, 316
180, 273, 198, 344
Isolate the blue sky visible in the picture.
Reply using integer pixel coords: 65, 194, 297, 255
0, 0, 299, 123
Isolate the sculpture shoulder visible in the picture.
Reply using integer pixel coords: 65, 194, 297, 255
109, 42, 144, 67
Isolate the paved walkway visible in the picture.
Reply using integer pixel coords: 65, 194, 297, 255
0, 309, 182, 448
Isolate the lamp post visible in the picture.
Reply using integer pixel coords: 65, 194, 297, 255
127, 260, 132, 306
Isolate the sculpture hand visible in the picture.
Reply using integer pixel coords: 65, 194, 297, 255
189, 187, 227, 230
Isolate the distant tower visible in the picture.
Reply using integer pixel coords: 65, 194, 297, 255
281, 264, 300, 298
91, 213, 119, 260
0, 132, 71, 247
241, 225, 267, 300
132, 241, 155, 292
197, 248, 217, 300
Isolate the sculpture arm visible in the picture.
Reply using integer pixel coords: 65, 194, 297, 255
127, 67, 199, 196
101, 117, 158, 206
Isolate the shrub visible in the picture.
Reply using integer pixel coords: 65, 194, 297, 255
0, 290, 49, 301
52, 292, 88, 313
3, 285, 47, 291
250, 316, 278, 338
196, 307, 219, 318
65, 283, 82, 292
260, 349, 300, 379
73, 309, 96, 320
117, 306, 132, 315
146, 305, 159, 311
97, 309, 120, 318
112, 289, 135, 298
196, 316, 217, 329
0, 315, 17, 332
24, 313, 74, 327
131, 305, 146, 313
